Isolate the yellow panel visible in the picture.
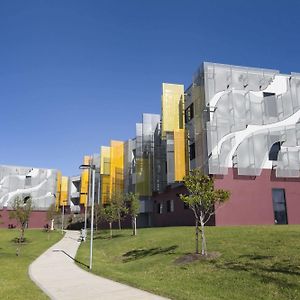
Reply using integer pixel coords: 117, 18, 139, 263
60, 176, 69, 206
56, 171, 62, 210
136, 158, 151, 196
100, 146, 111, 175
174, 129, 188, 181
100, 174, 110, 204
80, 155, 90, 206
161, 83, 185, 138
109, 140, 124, 198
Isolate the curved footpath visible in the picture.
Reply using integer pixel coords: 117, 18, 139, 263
29, 230, 168, 300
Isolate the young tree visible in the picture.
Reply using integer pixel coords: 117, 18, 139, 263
111, 191, 128, 230
104, 203, 118, 238
94, 202, 107, 231
180, 170, 230, 256
126, 192, 140, 236
9, 196, 33, 243
46, 203, 57, 231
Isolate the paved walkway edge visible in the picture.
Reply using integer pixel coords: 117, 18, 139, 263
28, 232, 66, 300
28, 230, 169, 300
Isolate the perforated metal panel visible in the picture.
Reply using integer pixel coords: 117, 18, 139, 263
0, 165, 57, 210
201, 62, 300, 177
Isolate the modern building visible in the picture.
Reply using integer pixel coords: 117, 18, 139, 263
0, 165, 57, 228
3, 62, 300, 228
154, 62, 300, 226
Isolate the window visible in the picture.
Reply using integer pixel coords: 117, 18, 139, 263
189, 143, 195, 160
166, 200, 174, 213
167, 200, 171, 212
23, 195, 31, 204
25, 176, 31, 186
263, 92, 277, 117
185, 103, 194, 123
272, 189, 288, 224
157, 203, 163, 214
269, 142, 281, 161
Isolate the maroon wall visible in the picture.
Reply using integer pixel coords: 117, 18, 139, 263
152, 185, 215, 227
214, 168, 300, 225
0, 208, 48, 228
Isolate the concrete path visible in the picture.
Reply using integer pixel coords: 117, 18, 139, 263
29, 230, 168, 300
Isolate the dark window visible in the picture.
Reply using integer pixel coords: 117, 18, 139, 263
166, 200, 174, 212
263, 92, 277, 117
269, 142, 281, 161
157, 203, 163, 214
185, 103, 194, 123
272, 189, 288, 224
167, 200, 171, 212
23, 196, 30, 204
189, 143, 196, 160
25, 176, 31, 186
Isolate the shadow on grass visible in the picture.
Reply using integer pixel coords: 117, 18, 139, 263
239, 254, 273, 260
10, 237, 31, 244
211, 255, 300, 289
93, 233, 127, 240
52, 249, 89, 269
123, 245, 178, 262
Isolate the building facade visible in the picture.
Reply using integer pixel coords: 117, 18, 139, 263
82, 63, 300, 227
156, 62, 300, 226
0, 165, 57, 228
3, 62, 300, 228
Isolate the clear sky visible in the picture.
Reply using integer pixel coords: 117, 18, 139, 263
1, 0, 300, 176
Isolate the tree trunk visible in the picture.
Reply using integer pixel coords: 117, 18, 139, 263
109, 222, 113, 238
132, 217, 137, 236
195, 218, 199, 254
200, 216, 207, 256
20, 226, 25, 243
118, 212, 121, 230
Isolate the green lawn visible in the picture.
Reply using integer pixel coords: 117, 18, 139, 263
0, 229, 62, 300
76, 226, 300, 300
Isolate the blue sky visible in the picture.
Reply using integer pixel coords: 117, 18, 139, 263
1, 0, 300, 175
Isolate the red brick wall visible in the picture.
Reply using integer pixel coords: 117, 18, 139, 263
0, 208, 48, 229
152, 185, 215, 227
214, 168, 300, 225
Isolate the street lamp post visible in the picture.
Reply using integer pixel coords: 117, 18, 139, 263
90, 168, 95, 269
61, 204, 64, 234
82, 168, 92, 242
79, 163, 95, 270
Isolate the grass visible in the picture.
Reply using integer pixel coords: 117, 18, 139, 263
76, 226, 300, 300
0, 229, 62, 300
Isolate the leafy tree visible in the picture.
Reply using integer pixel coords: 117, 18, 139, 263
126, 192, 140, 236
180, 170, 230, 256
9, 196, 33, 243
46, 203, 58, 231
94, 202, 107, 231
111, 191, 128, 230
103, 203, 118, 238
